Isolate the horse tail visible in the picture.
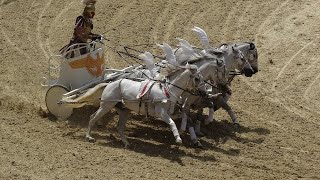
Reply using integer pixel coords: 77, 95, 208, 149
60, 83, 109, 108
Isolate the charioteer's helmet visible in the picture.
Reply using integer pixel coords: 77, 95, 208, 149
82, 0, 97, 18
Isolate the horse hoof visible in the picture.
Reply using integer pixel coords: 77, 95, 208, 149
123, 142, 130, 148
86, 136, 96, 143
176, 137, 183, 144
193, 141, 203, 148
179, 129, 186, 134
204, 121, 215, 126
196, 131, 205, 137
97, 124, 104, 129
233, 123, 240, 129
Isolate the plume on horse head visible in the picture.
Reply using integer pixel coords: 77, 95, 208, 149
157, 43, 183, 76
192, 26, 211, 50
176, 38, 202, 60
81, 0, 97, 5
139, 52, 157, 77
157, 43, 178, 66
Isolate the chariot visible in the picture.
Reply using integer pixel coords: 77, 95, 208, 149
42, 40, 136, 119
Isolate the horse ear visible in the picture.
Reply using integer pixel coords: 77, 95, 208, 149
232, 46, 240, 54
185, 62, 191, 69
216, 59, 224, 67
185, 63, 196, 72
189, 64, 199, 74
249, 43, 256, 50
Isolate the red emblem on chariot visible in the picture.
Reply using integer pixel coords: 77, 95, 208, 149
69, 53, 105, 77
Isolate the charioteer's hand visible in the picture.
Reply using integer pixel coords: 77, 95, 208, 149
91, 34, 104, 41
219, 83, 232, 95
225, 85, 232, 95
198, 90, 207, 97
226, 88, 232, 95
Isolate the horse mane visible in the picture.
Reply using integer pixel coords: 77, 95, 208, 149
159, 64, 180, 77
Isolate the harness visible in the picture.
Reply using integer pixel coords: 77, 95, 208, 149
137, 81, 156, 119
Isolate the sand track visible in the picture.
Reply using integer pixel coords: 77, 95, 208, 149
0, 0, 319, 179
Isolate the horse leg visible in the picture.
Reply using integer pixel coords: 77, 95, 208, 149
86, 101, 117, 142
179, 112, 188, 133
115, 107, 130, 148
185, 115, 202, 148
156, 106, 182, 144
204, 108, 215, 125
227, 108, 239, 126
220, 99, 239, 127
188, 126, 202, 148
194, 110, 205, 137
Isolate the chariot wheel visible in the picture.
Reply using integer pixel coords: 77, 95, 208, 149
45, 85, 73, 120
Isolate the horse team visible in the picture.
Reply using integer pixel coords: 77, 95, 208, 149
61, 27, 259, 148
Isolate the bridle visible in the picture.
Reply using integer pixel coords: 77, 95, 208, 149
234, 48, 254, 74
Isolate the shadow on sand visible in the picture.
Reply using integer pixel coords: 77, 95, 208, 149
51, 107, 270, 165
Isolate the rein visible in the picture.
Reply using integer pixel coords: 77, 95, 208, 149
101, 15, 139, 35
237, 49, 254, 73
163, 80, 201, 96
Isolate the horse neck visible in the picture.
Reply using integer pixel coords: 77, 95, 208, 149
199, 62, 217, 82
225, 60, 236, 81
221, 50, 236, 73
189, 58, 226, 84
168, 69, 193, 97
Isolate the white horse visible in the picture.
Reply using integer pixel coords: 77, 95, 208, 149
135, 38, 259, 141
61, 43, 226, 147
175, 26, 258, 78
219, 42, 258, 79
114, 51, 228, 147
179, 57, 228, 147
60, 31, 258, 147
174, 28, 258, 136
174, 27, 259, 138
177, 44, 251, 134
85, 55, 202, 147
203, 42, 258, 126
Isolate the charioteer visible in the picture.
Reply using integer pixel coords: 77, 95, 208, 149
60, 0, 102, 58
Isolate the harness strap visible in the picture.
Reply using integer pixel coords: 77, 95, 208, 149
162, 86, 170, 98
118, 79, 125, 104
144, 82, 155, 119
145, 101, 148, 119
138, 99, 142, 114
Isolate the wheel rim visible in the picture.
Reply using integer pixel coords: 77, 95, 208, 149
45, 85, 73, 119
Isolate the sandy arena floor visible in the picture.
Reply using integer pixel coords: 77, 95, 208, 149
0, 0, 319, 179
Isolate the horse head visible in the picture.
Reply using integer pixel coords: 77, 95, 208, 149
182, 63, 203, 89
233, 42, 259, 75
190, 57, 228, 96
188, 26, 259, 77
231, 46, 255, 77
219, 42, 258, 78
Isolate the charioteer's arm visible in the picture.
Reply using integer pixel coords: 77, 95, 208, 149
74, 16, 102, 42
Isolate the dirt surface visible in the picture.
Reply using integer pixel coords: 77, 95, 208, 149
1, 0, 320, 179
